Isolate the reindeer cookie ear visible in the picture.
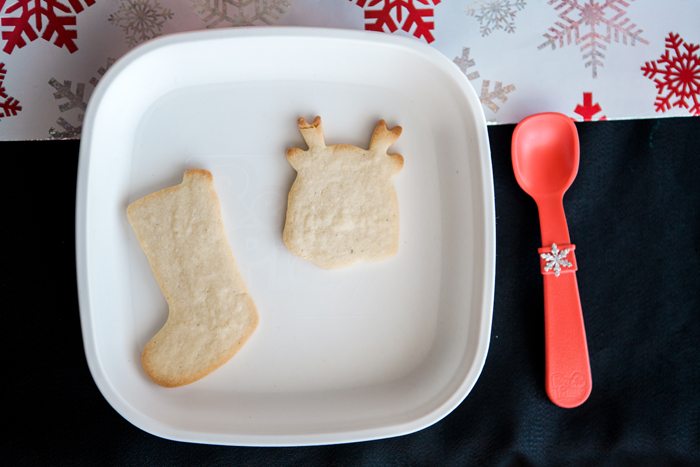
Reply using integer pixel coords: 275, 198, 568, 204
369, 120, 402, 153
298, 116, 325, 149
286, 116, 325, 170
370, 120, 404, 174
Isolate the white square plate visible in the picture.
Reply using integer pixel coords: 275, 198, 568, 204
76, 27, 495, 446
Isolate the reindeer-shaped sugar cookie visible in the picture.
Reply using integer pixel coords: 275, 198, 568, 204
283, 116, 404, 268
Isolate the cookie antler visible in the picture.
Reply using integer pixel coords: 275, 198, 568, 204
369, 120, 402, 153
298, 116, 325, 149
369, 120, 404, 173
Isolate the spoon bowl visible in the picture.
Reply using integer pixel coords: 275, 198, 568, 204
512, 113, 579, 198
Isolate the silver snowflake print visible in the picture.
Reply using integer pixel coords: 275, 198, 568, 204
454, 46, 481, 80
48, 59, 115, 139
538, 0, 648, 78
466, 0, 526, 36
540, 243, 573, 277
453, 47, 516, 113
192, 0, 290, 28
109, 0, 174, 47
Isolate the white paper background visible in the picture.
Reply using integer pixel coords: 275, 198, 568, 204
0, 0, 698, 140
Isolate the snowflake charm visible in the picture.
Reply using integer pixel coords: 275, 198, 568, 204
109, 0, 174, 47
0, 63, 23, 122
539, 243, 576, 277
349, 0, 442, 44
192, 0, 290, 28
466, 0, 526, 37
641, 32, 700, 116
538, 0, 648, 78
573, 92, 607, 121
0, 0, 95, 54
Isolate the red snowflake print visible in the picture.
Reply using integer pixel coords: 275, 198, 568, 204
349, 0, 441, 43
0, 0, 96, 54
573, 92, 606, 121
0, 63, 22, 121
641, 32, 700, 116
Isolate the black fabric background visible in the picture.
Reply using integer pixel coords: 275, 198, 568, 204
5, 117, 699, 465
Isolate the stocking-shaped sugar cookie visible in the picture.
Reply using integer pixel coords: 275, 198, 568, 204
283, 117, 404, 268
127, 169, 258, 387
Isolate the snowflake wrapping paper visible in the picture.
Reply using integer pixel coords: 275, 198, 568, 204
0, 0, 698, 140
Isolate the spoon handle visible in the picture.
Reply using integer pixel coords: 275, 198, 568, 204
537, 198, 592, 408
535, 196, 592, 408
542, 267, 592, 408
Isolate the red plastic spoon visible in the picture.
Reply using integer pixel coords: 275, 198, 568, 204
511, 112, 592, 408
